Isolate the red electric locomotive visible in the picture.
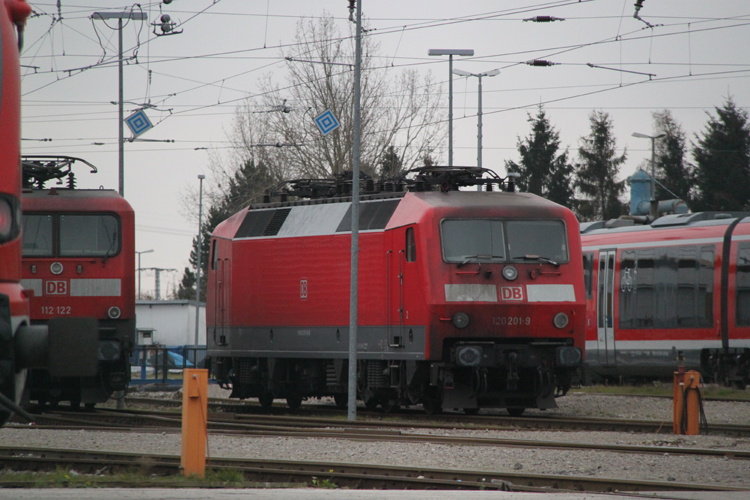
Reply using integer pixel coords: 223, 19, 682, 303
2, 0, 99, 425
20, 157, 136, 408
580, 212, 750, 387
207, 167, 585, 414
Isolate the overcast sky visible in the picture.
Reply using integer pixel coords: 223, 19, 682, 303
20, 1, 750, 298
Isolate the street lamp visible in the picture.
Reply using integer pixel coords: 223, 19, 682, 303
92, 10, 148, 197
195, 174, 205, 347
632, 132, 666, 216
452, 68, 500, 172
135, 249, 154, 299
428, 49, 474, 166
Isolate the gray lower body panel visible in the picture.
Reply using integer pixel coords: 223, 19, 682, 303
208, 325, 427, 360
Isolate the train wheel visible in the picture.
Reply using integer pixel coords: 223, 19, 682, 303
364, 397, 378, 411
422, 398, 441, 415
258, 393, 273, 409
333, 393, 347, 408
507, 408, 525, 417
286, 395, 302, 410
85, 403, 96, 410
463, 408, 480, 415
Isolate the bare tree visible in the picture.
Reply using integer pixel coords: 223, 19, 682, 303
232, 13, 445, 180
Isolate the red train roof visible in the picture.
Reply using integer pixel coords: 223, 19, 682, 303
21, 188, 134, 213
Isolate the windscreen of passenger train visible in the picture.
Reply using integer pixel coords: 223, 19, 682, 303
60, 214, 119, 257
441, 219, 568, 263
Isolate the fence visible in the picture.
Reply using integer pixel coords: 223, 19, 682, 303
129, 345, 207, 386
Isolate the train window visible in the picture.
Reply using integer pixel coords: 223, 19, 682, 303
59, 214, 119, 257
619, 245, 714, 330
619, 250, 636, 329
583, 252, 594, 299
211, 239, 218, 270
441, 220, 505, 263
22, 214, 54, 257
405, 227, 416, 262
597, 256, 605, 328
505, 220, 568, 263
737, 243, 750, 326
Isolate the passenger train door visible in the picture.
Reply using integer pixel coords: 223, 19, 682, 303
597, 250, 617, 365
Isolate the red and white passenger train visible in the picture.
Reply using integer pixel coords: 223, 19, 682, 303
581, 212, 750, 387
207, 167, 585, 414
20, 157, 136, 408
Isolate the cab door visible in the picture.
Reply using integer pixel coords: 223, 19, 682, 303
597, 250, 617, 365
211, 239, 230, 346
388, 225, 418, 348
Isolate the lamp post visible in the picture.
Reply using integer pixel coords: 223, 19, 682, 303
428, 49, 474, 166
452, 68, 500, 171
135, 249, 154, 299
195, 175, 205, 347
631, 132, 666, 217
92, 10, 148, 197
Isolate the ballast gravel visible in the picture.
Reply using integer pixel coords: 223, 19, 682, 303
1, 390, 749, 488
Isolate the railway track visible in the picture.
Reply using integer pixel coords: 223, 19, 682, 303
0, 445, 745, 493
9, 408, 750, 462
120, 396, 750, 437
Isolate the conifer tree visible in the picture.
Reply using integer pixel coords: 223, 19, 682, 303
505, 106, 574, 207
692, 97, 750, 211
574, 111, 627, 221
652, 110, 694, 204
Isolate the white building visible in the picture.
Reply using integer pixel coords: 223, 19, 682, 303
135, 300, 205, 346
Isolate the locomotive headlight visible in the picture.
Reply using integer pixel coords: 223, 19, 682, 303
502, 265, 518, 281
556, 346, 582, 367
452, 312, 470, 329
108, 306, 121, 319
553, 312, 569, 329
50, 262, 64, 275
456, 346, 482, 367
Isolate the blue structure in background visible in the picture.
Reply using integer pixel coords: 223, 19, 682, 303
130, 345, 207, 385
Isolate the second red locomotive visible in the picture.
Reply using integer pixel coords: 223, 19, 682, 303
207, 167, 585, 414
20, 157, 136, 409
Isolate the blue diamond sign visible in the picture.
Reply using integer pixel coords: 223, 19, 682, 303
125, 109, 154, 138
314, 109, 340, 136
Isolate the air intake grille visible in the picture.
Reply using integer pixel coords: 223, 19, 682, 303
263, 208, 292, 236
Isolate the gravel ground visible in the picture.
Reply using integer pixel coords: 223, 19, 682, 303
2, 389, 749, 488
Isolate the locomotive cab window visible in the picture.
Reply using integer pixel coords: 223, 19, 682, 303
405, 227, 416, 262
22, 214, 54, 257
440, 219, 568, 264
60, 214, 119, 257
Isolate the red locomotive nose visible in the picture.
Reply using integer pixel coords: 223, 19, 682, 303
4, 0, 31, 27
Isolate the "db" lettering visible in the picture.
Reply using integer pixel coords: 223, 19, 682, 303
500, 286, 523, 301
45, 280, 68, 295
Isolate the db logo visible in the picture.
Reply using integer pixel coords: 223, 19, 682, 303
300, 279, 308, 300
500, 286, 523, 301
45, 280, 68, 296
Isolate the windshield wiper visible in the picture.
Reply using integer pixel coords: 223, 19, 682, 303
513, 254, 559, 267
456, 254, 504, 267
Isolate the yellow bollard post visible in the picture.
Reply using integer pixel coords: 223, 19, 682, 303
672, 370, 685, 435
684, 370, 701, 436
181, 368, 208, 477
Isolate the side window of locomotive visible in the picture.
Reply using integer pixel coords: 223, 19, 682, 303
583, 252, 594, 299
22, 214, 54, 257
59, 214, 119, 257
505, 220, 568, 263
405, 227, 416, 262
737, 243, 750, 326
441, 220, 505, 263
211, 239, 218, 270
